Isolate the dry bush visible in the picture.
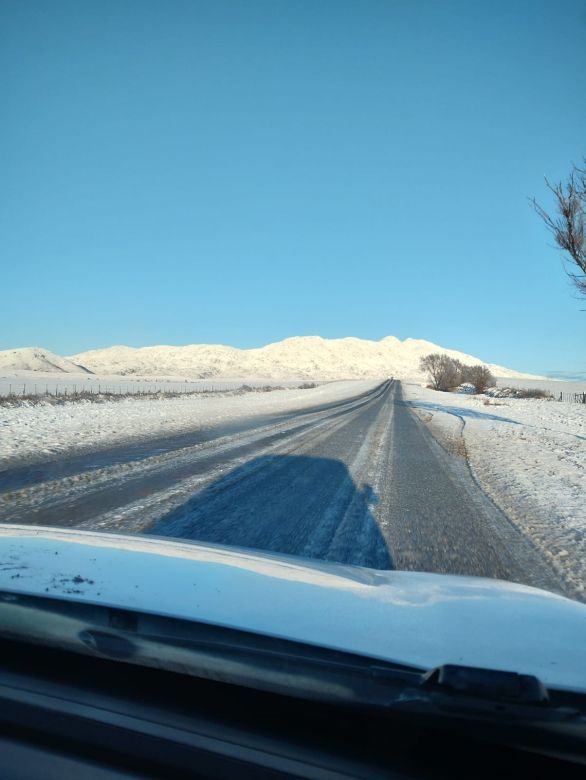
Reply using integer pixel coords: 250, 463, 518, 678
486, 387, 553, 400
517, 388, 553, 399
464, 365, 496, 394
420, 354, 495, 394
419, 354, 462, 391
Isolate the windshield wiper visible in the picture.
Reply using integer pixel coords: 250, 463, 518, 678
421, 664, 549, 704
1, 590, 586, 762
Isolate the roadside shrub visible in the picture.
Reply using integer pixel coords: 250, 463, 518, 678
519, 388, 553, 399
419, 354, 462, 391
463, 364, 496, 394
420, 353, 496, 394
485, 387, 554, 400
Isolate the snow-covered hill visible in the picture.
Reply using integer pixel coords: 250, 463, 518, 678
0, 337, 541, 380
58, 336, 541, 380
0, 347, 92, 374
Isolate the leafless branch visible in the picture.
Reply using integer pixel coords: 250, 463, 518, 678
533, 158, 586, 299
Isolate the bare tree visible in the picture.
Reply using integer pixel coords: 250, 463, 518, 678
466, 365, 495, 394
419, 354, 462, 391
533, 159, 586, 298
420, 354, 444, 390
421, 355, 495, 394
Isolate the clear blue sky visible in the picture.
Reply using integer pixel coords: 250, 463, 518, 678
1, 0, 585, 375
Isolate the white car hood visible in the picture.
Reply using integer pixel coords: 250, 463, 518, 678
1, 524, 585, 693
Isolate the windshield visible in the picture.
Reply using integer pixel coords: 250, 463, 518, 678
0, 0, 585, 692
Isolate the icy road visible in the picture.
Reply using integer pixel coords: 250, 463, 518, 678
0, 380, 565, 594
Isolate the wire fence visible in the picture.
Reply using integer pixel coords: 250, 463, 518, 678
0, 380, 319, 406
2, 382, 221, 397
558, 391, 586, 404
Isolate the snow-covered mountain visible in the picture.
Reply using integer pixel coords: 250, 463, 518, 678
0, 337, 541, 380
0, 347, 92, 374
56, 336, 540, 380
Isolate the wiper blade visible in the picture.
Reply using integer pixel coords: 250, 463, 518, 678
0, 590, 423, 704
421, 664, 549, 705
1, 590, 586, 742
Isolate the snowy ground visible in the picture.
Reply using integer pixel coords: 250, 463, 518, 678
0, 379, 377, 467
0, 372, 322, 397
495, 377, 586, 396
402, 382, 586, 600
1, 381, 565, 598
2, 372, 585, 599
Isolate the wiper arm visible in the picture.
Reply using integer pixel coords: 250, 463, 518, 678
0, 590, 423, 704
2, 589, 586, 755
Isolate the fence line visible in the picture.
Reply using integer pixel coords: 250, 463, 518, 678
1, 383, 226, 399
558, 391, 586, 404
0, 380, 306, 401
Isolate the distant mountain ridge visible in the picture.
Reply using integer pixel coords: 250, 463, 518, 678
0, 337, 541, 380
0, 348, 92, 375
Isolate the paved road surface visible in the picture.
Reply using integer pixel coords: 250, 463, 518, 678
0, 381, 564, 594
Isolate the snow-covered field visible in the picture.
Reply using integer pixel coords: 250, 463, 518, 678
2, 371, 582, 400
402, 382, 586, 600
0, 373, 319, 397
495, 377, 586, 396
0, 379, 377, 467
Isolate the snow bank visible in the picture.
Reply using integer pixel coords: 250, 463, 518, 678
0, 380, 378, 467
402, 383, 586, 600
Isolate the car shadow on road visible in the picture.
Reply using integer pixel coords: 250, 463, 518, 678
147, 454, 393, 570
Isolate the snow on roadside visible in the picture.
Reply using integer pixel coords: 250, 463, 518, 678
402, 382, 586, 600
0, 380, 379, 468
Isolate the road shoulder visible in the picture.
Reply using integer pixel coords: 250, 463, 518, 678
400, 380, 586, 602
